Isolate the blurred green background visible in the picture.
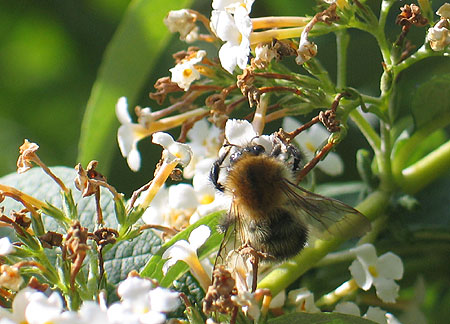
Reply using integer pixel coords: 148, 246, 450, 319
0, 0, 447, 197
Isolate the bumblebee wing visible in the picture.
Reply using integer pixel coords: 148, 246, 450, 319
214, 202, 244, 269
282, 179, 371, 240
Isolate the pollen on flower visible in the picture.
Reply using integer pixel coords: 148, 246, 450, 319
200, 194, 215, 205
368, 265, 378, 278
183, 68, 193, 78
305, 141, 316, 153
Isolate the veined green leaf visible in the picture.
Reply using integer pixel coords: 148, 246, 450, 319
77, 0, 193, 171
268, 312, 378, 324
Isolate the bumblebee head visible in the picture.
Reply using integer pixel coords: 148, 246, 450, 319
229, 144, 266, 164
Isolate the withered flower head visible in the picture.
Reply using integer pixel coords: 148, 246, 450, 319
203, 265, 237, 315
27, 276, 49, 292
396, 4, 428, 29
0, 264, 24, 291
11, 210, 32, 229
17, 139, 39, 174
74, 161, 106, 197
150, 76, 183, 105
39, 231, 63, 249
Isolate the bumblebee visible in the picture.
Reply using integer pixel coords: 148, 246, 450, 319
210, 133, 371, 263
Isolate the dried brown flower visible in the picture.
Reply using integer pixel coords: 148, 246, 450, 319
203, 265, 237, 315
17, 140, 39, 174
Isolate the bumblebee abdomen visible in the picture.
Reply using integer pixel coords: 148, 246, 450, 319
246, 208, 308, 261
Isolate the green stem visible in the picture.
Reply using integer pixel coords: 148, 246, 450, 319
378, 122, 394, 191
392, 45, 443, 76
377, 0, 395, 65
392, 112, 450, 186
360, 94, 382, 106
349, 109, 381, 154
257, 190, 390, 296
336, 29, 350, 89
304, 58, 335, 93
400, 140, 450, 194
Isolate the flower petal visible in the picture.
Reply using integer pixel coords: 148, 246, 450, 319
349, 259, 373, 290
127, 148, 141, 172
317, 152, 344, 176
225, 119, 256, 146
364, 306, 387, 324
376, 252, 404, 280
334, 301, 361, 316
351, 243, 378, 265
149, 287, 180, 313
373, 277, 399, 303
169, 184, 198, 210
0, 237, 14, 256
188, 225, 211, 250
152, 132, 175, 148
116, 97, 132, 124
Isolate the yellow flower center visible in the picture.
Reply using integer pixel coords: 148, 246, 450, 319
183, 68, 193, 78
200, 194, 214, 205
305, 141, 316, 153
368, 265, 378, 277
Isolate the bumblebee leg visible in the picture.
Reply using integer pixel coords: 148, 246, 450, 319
210, 159, 225, 192
296, 139, 337, 182
210, 146, 231, 192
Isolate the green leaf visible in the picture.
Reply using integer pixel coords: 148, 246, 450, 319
140, 211, 224, 287
0, 167, 118, 233
411, 74, 450, 130
267, 312, 378, 324
77, 0, 193, 171
103, 229, 162, 285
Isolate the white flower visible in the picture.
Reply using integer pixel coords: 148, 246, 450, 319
116, 97, 153, 172
141, 184, 197, 228
184, 119, 221, 178
283, 117, 344, 176
169, 50, 206, 91
426, 19, 450, 51
349, 243, 404, 303
25, 291, 65, 324
296, 38, 318, 65
231, 291, 261, 321
164, 9, 199, 43
0, 287, 37, 323
0, 237, 14, 256
162, 225, 211, 289
212, 0, 254, 13
269, 290, 286, 309
437, 3, 450, 19
287, 288, 320, 313
152, 132, 192, 166
335, 302, 401, 324
210, 2, 253, 73
78, 302, 110, 324
112, 276, 180, 324
148, 287, 181, 313
225, 119, 273, 150
253, 43, 277, 68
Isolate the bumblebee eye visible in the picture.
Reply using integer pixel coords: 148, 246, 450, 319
248, 145, 265, 155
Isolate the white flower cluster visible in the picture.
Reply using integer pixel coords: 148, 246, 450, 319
0, 277, 180, 324
427, 3, 450, 51
139, 119, 227, 229
210, 0, 254, 73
